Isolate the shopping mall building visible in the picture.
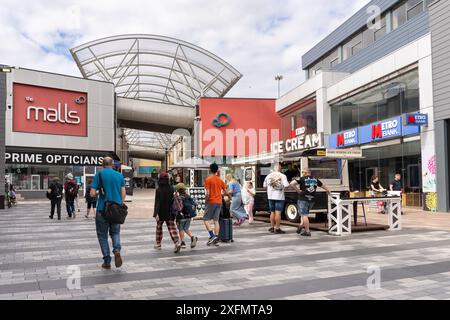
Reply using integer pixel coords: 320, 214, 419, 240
1, 0, 450, 212
275, 0, 448, 211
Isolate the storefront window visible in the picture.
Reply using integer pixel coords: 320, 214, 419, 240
5, 165, 94, 191
309, 160, 340, 180
348, 140, 422, 207
331, 69, 420, 133
281, 101, 317, 141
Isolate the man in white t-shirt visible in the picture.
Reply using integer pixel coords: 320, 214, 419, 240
263, 163, 290, 234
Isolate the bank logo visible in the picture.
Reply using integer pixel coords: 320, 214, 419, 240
337, 134, 345, 147
371, 119, 400, 141
212, 112, 231, 128
335, 129, 358, 148
372, 124, 383, 140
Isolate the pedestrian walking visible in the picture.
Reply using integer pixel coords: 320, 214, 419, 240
153, 172, 182, 253
90, 157, 126, 270
144, 176, 148, 189
242, 181, 256, 223
203, 163, 227, 246
174, 183, 198, 249
47, 177, 63, 220
64, 173, 78, 219
290, 168, 331, 237
263, 163, 290, 234
85, 182, 98, 218
226, 174, 247, 226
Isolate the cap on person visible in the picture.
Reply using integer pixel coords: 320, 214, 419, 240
159, 172, 169, 179
66, 173, 74, 180
175, 183, 187, 191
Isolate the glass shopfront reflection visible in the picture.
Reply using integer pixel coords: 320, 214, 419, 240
5, 165, 100, 191
331, 69, 419, 133
281, 101, 317, 141
348, 139, 422, 207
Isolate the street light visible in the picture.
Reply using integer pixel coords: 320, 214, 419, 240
1, 67, 13, 73
275, 75, 283, 98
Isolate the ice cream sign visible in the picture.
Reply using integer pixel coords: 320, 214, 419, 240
271, 127, 324, 154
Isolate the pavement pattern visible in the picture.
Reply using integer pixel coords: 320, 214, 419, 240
1, 202, 450, 300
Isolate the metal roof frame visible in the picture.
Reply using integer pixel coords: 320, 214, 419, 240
71, 34, 242, 151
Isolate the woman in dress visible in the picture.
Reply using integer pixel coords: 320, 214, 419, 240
225, 174, 248, 226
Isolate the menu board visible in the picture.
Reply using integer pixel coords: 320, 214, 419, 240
188, 187, 207, 218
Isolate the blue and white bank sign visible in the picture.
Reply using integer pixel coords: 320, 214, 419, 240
329, 129, 359, 149
359, 117, 402, 145
405, 113, 428, 126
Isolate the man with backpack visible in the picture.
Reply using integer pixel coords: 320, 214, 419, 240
47, 177, 63, 220
64, 173, 79, 219
263, 163, 290, 234
174, 183, 198, 249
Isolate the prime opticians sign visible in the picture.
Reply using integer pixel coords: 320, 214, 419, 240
271, 127, 324, 154
12, 83, 88, 137
5, 151, 103, 166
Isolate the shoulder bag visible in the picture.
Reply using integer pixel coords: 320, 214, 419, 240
98, 171, 128, 225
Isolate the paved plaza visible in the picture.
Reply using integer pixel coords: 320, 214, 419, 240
1, 194, 450, 300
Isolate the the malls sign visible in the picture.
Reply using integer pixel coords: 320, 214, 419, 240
12, 83, 88, 137
270, 127, 324, 154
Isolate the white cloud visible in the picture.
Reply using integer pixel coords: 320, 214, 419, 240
0, 0, 370, 98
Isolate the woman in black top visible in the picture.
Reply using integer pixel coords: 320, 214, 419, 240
370, 176, 386, 194
153, 172, 182, 253
370, 175, 386, 214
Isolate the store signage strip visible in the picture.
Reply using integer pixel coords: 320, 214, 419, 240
5, 152, 104, 166
405, 113, 428, 126
271, 131, 324, 154
330, 116, 421, 148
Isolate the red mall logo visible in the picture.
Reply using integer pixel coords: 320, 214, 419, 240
372, 124, 383, 140
13, 83, 88, 137
337, 134, 345, 147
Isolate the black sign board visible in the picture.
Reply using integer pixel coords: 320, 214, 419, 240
5, 151, 104, 166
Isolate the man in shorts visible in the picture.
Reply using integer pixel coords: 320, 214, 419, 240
290, 168, 330, 237
203, 163, 227, 246
263, 163, 290, 234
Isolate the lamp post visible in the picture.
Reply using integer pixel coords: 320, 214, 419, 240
275, 75, 283, 98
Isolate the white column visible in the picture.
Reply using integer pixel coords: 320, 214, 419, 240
419, 50, 437, 211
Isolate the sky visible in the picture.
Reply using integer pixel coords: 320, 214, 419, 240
0, 0, 370, 98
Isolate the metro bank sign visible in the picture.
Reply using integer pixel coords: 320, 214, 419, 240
12, 83, 88, 137
329, 116, 420, 148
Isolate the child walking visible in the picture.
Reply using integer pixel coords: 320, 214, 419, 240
174, 183, 198, 249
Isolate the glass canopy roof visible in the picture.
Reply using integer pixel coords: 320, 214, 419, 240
70, 34, 242, 150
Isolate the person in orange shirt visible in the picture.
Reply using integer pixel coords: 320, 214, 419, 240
203, 163, 227, 246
